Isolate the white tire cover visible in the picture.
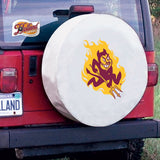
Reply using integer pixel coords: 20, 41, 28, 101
42, 14, 147, 127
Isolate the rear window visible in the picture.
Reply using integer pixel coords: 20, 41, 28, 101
0, 0, 144, 48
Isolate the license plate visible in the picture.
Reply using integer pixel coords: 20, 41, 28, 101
0, 92, 23, 117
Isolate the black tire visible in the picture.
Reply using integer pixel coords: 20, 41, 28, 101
126, 139, 144, 160
0, 149, 18, 160
69, 139, 144, 160
69, 150, 126, 160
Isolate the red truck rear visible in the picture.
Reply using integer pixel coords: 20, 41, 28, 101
0, 0, 159, 159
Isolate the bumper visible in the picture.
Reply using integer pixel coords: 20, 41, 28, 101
1, 119, 160, 149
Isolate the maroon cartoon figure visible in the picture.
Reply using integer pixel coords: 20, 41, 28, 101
86, 49, 122, 98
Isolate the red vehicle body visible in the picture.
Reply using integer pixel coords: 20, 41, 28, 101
0, 0, 159, 159
0, 50, 155, 127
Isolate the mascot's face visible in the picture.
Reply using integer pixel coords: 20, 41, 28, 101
99, 51, 112, 70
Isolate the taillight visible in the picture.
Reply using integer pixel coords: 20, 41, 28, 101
70, 5, 94, 13
147, 63, 158, 86
69, 5, 94, 18
0, 68, 18, 93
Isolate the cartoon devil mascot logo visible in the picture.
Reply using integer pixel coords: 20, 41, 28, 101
82, 40, 126, 99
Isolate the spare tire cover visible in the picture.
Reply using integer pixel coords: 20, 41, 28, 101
42, 14, 147, 127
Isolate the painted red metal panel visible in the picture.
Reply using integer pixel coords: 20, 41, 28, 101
22, 50, 52, 111
126, 51, 155, 118
145, 51, 155, 63
0, 110, 66, 127
0, 50, 66, 127
125, 87, 154, 118
0, 50, 155, 127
